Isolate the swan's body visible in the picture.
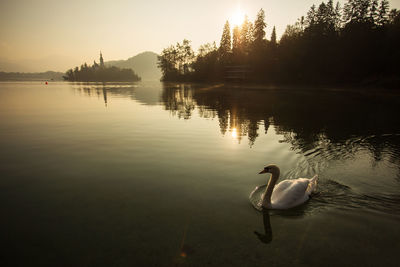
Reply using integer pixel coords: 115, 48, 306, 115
256, 164, 318, 210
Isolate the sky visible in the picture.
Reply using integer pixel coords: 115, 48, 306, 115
1, 0, 400, 72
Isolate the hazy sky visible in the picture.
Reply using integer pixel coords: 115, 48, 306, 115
1, 0, 400, 72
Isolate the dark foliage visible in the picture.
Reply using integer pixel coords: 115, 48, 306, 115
0, 71, 64, 81
158, 1, 400, 87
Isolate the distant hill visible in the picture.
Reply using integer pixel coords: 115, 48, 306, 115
0, 71, 64, 81
106, 51, 161, 81
0, 55, 81, 73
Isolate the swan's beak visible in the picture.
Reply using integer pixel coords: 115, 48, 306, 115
259, 170, 267, 174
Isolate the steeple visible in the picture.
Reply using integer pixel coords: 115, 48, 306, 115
100, 51, 104, 67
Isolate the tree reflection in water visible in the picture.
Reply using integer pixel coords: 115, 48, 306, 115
161, 83, 400, 163
70, 82, 400, 214
71, 82, 400, 177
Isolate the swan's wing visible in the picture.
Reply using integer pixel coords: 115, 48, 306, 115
306, 175, 318, 194
270, 180, 293, 196
271, 178, 310, 209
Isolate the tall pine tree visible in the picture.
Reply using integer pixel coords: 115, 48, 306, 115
241, 15, 253, 54
253, 8, 267, 45
219, 20, 232, 62
232, 25, 242, 54
270, 26, 277, 47
378, 0, 390, 25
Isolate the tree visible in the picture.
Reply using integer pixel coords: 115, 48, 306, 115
241, 15, 253, 54
192, 42, 219, 81
219, 20, 232, 62
378, 0, 390, 25
370, 0, 379, 23
344, 0, 371, 23
232, 25, 241, 54
334, 2, 342, 30
158, 40, 194, 80
389, 8, 400, 23
281, 23, 303, 42
159, 0, 399, 85
253, 8, 267, 45
326, 0, 335, 23
306, 4, 317, 27
63, 69, 74, 80
270, 26, 277, 47
73, 67, 79, 80
176, 39, 194, 75
199, 42, 217, 57
100, 51, 104, 67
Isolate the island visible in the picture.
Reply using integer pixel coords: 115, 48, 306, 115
63, 52, 141, 82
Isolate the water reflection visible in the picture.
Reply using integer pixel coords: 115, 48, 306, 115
161, 83, 400, 147
71, 82, 400, 151
161, 83, 400, 177
3, 82, 400, 266
71, 82, 400, 169
162, 84, 263, 145
254, 208, 273, 244
162, 84, 197, 120
70, 82, 162, 107
71, 82, 400, 208
102, 87, 107, 107
161, 83, 400, 214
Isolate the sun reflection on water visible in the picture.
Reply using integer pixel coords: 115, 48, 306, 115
231, 127, 238, 139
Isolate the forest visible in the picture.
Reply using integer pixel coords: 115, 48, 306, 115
158, 0, 400, 86
64, 53, 141, 82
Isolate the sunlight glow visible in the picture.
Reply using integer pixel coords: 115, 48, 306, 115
231, 128, 238, 139
229, 7, 245, 27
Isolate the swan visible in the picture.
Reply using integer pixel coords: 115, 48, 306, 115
253, 164, 318, 210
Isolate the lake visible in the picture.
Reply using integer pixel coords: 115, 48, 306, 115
1, 81, 400, 266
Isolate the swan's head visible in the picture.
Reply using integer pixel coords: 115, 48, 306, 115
258, 164, 280, 174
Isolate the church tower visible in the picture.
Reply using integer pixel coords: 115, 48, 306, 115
100, 51, 104, 67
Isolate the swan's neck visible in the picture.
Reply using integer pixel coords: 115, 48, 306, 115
262, 169, 280, 207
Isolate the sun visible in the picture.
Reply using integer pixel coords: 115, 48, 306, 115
231, 127, 238, 139
229, 7, 245, 27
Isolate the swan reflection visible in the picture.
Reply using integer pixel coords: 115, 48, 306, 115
254, 208, 273, 244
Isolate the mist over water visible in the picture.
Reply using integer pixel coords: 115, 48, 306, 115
1, 81, 399, 266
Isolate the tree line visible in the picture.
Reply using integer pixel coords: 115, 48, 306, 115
0, 71, 64, 81
158, 0, 400, 86
64, 52, 141, 82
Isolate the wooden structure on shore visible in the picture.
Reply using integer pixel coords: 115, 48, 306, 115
224, 65, 252, 82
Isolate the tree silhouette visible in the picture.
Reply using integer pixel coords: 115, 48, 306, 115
232, 25, 242, 57
157, 0, 399, 87
378, 0, 390, 25
253, 9, 267, 45
158, 39, 195, 81
219, 20, 232, 63
270, 26, 277, 46
240, 15, 253, 56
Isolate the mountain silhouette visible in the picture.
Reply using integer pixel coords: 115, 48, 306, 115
106, 51, 161, 81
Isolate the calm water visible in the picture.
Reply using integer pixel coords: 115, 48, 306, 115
1, 81, 400, 266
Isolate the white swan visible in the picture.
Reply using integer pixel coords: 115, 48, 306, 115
255, 164, 318, 209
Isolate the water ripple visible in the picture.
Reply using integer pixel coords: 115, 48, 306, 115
249, 179, 400, 216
